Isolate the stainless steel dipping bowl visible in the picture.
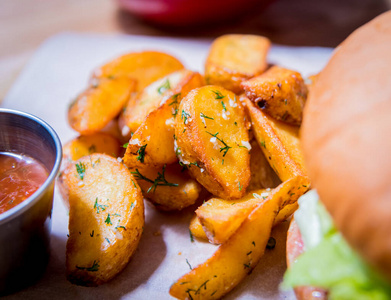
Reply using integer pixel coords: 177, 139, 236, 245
0, 108, 62, 295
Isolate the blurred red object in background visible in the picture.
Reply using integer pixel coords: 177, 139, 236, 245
116, 0, 274, 27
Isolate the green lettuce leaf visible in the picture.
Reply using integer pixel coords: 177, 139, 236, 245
283, 205, 391, 300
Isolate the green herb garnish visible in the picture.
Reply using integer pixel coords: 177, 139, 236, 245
157, 79, 171, 95
94, 197, 108, 214
137, 144, 147, 163
206, 131, 232, 157
131, 165, 178, 193
75, 162, 86, 180
76, 260, 99, 272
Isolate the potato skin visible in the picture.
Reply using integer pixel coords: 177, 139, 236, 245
62, 154, 144, 286
175, 86, 251, 199
205, 34, 270, 94
68, 76, 136, 135
242, 66, 308, 125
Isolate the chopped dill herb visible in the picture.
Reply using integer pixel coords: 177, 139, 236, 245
189, 229, 194, 243
260, 140, 266, 148
129, 202, 135, 211
238, 181, 243, 191
122, 142, 129, 148
75, 162, 86, 180
131, 165, 178, 193
212, 90, 225, 99
105, 237, 111, 244
105, 213, 112, 225
247, 251, 252, 255
244, 263, 251, 269
76, 260, 99, 272
206, 131, 232, 157
186, 258, 193, 270
131, 179, 137, 188
157, 79, 171, 95
137, 144, 147, 163
94, 197, 108, 214
181, 110, 191, 125
90, 230, 94, 237
200, 112, 214, 120
221, 101, 227, 111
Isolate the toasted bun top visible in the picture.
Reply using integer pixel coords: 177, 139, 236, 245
301, 11, 391, 281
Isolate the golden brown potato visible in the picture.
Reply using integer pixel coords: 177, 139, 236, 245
175, 86, 251, 199
205, 34, 270, 94
92, 51, 184, 91
247, 138, 281, 191
242, 66, 308, 125
170, 176, 308, 299
68, 76, 136, 135
244, 96, 308, 182
61, 154, 144, 286
130, 163, 202, 211
62, 133, 122, 165
58, 133, 123, 207
118, 70, 199, 139
189, 214, 208, 241
123, 71, 204, 168
196, 189, 270, 244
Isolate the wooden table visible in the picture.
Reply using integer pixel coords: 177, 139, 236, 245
1, 0, 389, 102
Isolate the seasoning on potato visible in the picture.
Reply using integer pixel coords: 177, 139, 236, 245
62, 154, 144, 286
174, 85, 251, 199
123, 70, 204, 168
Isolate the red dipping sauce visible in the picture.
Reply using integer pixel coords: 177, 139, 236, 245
0, 152, 49, 214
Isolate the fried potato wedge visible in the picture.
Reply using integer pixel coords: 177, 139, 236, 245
119, 70, 200, 138
247, 138, 281, 191
61, 154, 144, 286
196, 189, 270, 244
244, 96, 308, 182
242, 66, 308, 126
131, 163, 202, 211
170, 176, 307, 299
205, 34, 270, 94
62, 133, 122, 165
68, 76, 136, 135
92, 51, 184, 91
58, 133, 122, 207
123, 71, 204, 167
189, 215, 208, 241
175, 86, 251, 199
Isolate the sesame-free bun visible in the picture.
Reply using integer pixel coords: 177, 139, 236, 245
301, 11, 391, 281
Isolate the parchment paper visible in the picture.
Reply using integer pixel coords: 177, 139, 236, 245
1, 33, 333, 300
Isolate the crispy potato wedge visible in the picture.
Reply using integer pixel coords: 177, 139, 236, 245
196, 189, 270, 244
175, 86, 251, 199
131, 163, 202, 211
205, 34, 270, 94
247, 138, 281, 191
62, 133, 122, 166
61, 154, 144, 286
244, 96, 308, 182
242, 66, 308, 126
92, 51, 184, 91
123, 71, 204, 167
170, 176, 307, 299
189, 214, 208, 241
68, 76, 136, 135
58, 133, 122, 206
118, 70, 200, 138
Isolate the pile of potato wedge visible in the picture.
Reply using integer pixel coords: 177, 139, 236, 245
57, 33, 313, 298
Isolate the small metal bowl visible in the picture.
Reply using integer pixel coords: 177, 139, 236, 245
0, 108, 62, 295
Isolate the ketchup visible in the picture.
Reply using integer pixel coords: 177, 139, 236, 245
0, 152, 48, 214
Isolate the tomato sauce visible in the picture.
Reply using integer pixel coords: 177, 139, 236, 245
0, 152, 49, 214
